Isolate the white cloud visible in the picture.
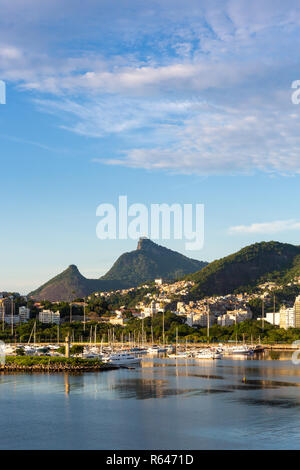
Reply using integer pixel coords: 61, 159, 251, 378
229, 219, 300, 234
2, 1, 300, 175
98, 102, 300, 175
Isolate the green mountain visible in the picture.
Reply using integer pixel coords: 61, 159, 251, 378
28, 265, 126, 302
28, 239, 207, 301
100, 238, 208, 285
187, 241, 300, 298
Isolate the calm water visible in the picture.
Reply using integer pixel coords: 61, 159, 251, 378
1, 352, 300, 449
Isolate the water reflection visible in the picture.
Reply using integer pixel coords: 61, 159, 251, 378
107, 378, 232, 399
2, 351, 300, 449
238, 397, 300, 408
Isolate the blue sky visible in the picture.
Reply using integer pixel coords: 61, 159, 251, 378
1, 0, 300, 293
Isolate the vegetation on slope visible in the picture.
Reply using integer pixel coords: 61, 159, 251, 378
186, 241, 300, 298
101, 238, 207, 285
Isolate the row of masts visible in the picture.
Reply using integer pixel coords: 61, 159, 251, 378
24, 313, 166, 347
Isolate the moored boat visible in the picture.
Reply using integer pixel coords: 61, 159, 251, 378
224, 345, 254, 356
103, 352, 141, 366
195, 349, 222, 360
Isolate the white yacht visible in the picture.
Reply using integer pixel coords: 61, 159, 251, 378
23, 345, 37, 355
167, 352, 189, 358
82, 346, 103, 360
224, 345, 254, 355
195, 349, 222, 360
147, 345, 167, 353
103, 352, 141, 366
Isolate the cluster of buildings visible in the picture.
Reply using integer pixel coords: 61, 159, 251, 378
175, 294, 253, 327
38, 309, 61, 325
0, 296, 63, 326
3, 274, 300, 330
264, 296, 300, 330
0, 297, 31, 324
92, 279, 194, 300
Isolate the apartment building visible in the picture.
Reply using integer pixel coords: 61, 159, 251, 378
39, 309, 60, 325
279, 306, 295, 329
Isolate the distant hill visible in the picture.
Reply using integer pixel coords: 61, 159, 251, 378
100, 238, 208, 285
187, 241, 300, 298
28, 265, 127, 302
28, 239, 207, 301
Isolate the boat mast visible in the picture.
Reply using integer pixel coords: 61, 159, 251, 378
162, 310, 165, 346
207, 307, 210, 341
83, 298, 86, 332
11, 298, 14, 337
28, 321, 36, 345
2, 301, 5, 331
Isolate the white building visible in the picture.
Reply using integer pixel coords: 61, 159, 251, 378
143, 301, 163, 317
177, 302, 186, 313
217, 309, 252, 326
19, 306, 30, 323
39, 309, 60, 325
279, 306, 295, 329
265, 311, 280, 326
109, 317, 128, 326
217, 314, 235, 326
186, 312, 214, 327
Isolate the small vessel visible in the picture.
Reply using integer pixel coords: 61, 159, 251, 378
224, 345, 254, 356
82, 345, 103, 360
4, 344, 16, 355
103, 352, 141, 366
195, 349, 222, 360
47, 344, 61, 350
147, 345, 167, 353
167, 352, 189, 358
129, 347, 148, 355
167, 327, 183, 358
82, 352, 103, 360
36, 346, 49, 354
23, 345, 36, 355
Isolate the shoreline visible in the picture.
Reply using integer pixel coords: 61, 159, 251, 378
0, 363, 118, 372
0, 364, 118, 372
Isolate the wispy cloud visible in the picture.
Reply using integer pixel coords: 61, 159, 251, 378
2, 1, 300, 175
229, 219, 300, 235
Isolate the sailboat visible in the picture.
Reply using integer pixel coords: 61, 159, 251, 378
168, 327, 188, 358
147, 312, 168, 353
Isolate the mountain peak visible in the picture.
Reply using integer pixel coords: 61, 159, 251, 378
102, 238, 207, 284
67, 264, 79, 272
137, 237, 154, 250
